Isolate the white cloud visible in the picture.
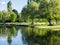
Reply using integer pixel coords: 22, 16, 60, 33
1, 1, 6, 5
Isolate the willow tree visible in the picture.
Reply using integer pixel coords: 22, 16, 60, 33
29, 1, 39, 24
46, 0, 60, 25
39, 0, 60, 25
39, 0, 50, 25
52, 0, 60, 24
22, 1, 39, 24
21, 6, 29, 22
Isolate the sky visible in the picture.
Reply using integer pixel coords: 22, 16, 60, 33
0, 0, 27, 13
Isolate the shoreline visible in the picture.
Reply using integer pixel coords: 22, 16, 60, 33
0, 23, 60, 29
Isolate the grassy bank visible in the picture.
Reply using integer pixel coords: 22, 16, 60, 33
0, 23, 30, 26
35, 25, 60, 31
0, 22, 60, 29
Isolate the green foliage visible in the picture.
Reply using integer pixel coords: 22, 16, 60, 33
21, 1, 40, 23
0, 11, 10, 22
21, 7, 29, 21
0, 1, 18, 23
37, 0, 60, 25
0, 0, 60, 24
10, 12, 17, 22
7, 1, 12, 12
0, 12, 3, 21
10, 27, 17, 36
2, 11, 10, 22
28, 1, 39, 11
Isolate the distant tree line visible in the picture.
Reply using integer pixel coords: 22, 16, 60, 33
0, 0, 60, 26
21, 0, 60, 25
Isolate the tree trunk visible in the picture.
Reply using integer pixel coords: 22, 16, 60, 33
48, 19, 53, 26
55, 19, 58, 25
31, 18, 34, 25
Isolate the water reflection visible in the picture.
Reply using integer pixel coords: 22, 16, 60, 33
21, 27, 60, 45
0, 26, 60, 45
0, 26, 17, 45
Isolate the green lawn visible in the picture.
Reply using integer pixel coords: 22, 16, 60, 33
0, 22, 60, 30
36, 25, 60, 30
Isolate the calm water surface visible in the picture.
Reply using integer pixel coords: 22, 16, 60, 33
0, 26, 60, 45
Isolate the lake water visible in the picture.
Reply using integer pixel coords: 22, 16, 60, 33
0, 26, 60, 45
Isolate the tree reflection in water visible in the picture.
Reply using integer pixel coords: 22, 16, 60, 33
0, 26, 60, 45
0, 26, 17, 45
21, 27, 60, 45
